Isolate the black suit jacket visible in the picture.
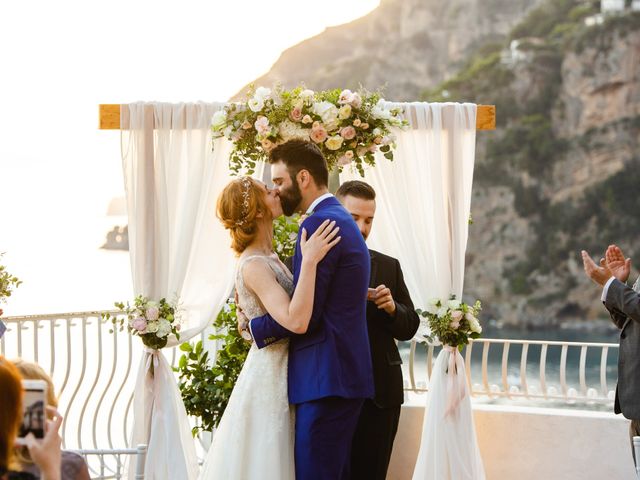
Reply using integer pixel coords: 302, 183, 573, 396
366, 249, 420, 408
285, 250, 419, 407
604, 278, 640, 419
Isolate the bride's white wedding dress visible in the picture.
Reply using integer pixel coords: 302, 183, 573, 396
199, 254, 295, 480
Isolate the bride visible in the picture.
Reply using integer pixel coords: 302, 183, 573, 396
198, 176, 340, 479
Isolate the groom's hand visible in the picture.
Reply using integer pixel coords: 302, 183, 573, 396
370, 284, 396, 316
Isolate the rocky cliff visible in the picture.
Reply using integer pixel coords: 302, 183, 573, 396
233, 0, 546, 101
243, 0, 640, 327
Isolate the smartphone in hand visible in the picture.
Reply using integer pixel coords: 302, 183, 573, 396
15, 379, 47, 445
367, 288, 377, 301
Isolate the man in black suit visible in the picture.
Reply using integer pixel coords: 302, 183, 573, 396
336, 180, 420, 480
582, 244, 640, 464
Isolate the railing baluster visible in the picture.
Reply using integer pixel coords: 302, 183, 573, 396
79, 314, 102, 449
501, 342, 510, 398
97, 314, 119, 449
481, 341, 490, 397
33, 319, 39, 363
540, 344, 548, 399
600, 346, 609, 396
520, 343, 529, 398
560, 344, 568, 397
579, 345, 588, 397
408, 340, 417, 391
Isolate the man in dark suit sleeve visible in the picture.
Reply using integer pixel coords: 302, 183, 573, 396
582, 244, 640, 464
337, 180, 420, 480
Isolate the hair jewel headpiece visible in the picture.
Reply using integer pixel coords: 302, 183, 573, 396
235, 176, 252, 227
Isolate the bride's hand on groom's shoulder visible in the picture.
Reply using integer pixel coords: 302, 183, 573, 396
300, 219, 341, 265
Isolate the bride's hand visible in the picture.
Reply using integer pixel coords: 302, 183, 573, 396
300, 219, 341, 265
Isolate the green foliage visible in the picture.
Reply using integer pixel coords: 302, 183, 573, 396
272, 214, 301, 261
175, 213, 302, 433
509, 0, 582, 41
175, 301, 249, 434
0, 253, 22, 305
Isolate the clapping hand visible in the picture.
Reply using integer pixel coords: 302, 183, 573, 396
605, 244, 631, 283
581, 250, 612, 286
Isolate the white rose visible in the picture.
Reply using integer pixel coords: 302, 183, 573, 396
300, 89, 315, 99
210, 110, 227, 130
156, 318, 172, 338
436, 307, 448, 318
248, 97, 265, 112
468, 316, 482, 334
254, 86, 271, 100
312, 101, 339, 126
427, 298, 440, 307
424, 303, 439, 315
338, 89, 354, 105
338, 105, 352, 120
145, 320, 159, 333
372, 128, 382, 136
325, 135, 344, 151
372, 105, 392, 120
448, 299, 461, 309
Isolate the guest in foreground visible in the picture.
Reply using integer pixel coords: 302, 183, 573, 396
336, 180, 420, 480
582, 245, 640, 464
0, 356, 63, 480
12, 360, 89, 480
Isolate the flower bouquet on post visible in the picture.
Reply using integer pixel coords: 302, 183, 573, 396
416, 295, 482, 350
103, 295, 181, 350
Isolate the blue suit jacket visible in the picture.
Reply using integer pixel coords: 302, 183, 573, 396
250, 196, 374, 404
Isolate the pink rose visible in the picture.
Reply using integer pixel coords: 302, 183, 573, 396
337, 155, 352, 166
452, 310, 464, 321
132, 317, 148, 332
340, 126, 356, 140
146, 307, 159, 321
254, 116, 270, 136
309, 125, 328, 144
450, 319, 461, 330
289, 107, 303, 122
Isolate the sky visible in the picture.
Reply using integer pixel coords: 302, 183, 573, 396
0, 0, 380, 314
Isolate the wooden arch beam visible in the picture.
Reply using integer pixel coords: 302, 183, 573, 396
99, 104, 496, 130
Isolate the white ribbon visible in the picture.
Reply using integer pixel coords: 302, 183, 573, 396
443, 345, 467, 417
144, 347, 160, 373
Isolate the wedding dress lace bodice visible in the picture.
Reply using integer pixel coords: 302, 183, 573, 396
235, 253, 294, 319
199, 252, 295, 480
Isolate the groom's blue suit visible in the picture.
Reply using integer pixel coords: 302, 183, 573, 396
250, 196, 374, 479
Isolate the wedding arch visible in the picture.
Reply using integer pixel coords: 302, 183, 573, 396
98, 93, 495, 480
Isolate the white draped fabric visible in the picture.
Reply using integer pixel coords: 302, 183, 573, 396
120, 102, 264, 479
340, 102, 485, 479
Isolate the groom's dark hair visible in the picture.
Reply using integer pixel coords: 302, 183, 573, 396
269, 140, 329, 188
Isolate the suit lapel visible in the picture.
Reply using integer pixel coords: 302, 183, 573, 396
369, 250, 378, 288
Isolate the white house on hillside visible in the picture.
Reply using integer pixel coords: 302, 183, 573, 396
601, 0, 625, 13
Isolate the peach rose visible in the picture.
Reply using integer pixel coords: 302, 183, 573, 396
261, 138, 276, 152
337, 155, 352, 166
302, 115, 313, 124
242, 120, 252, 130
309, 125, 328, 144
340, 126, 356, 140
353, 118, 362, 127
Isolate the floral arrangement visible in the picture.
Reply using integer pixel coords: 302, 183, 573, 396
416, 295, 482, 350
0, 253, 22, 315
103, 295, 181, 350
211, 85, 407, 175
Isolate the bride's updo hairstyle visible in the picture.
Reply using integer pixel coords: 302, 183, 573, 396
217, 176, 269, 254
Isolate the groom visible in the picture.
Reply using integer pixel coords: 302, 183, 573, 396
249, 140, 374, 479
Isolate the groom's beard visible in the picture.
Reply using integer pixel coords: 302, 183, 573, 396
279, 181, 303, 217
